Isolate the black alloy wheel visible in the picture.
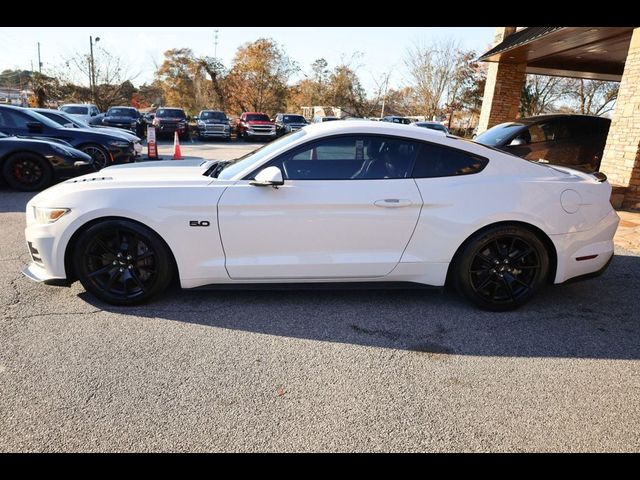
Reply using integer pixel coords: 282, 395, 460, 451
454, 226, 549, 311
80, 145, 110, 170
73, 220, 173, 305
2, 152, 53, 191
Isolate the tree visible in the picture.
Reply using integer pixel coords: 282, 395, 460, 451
519, 74, 570, 117
61, 45, 139, 111
225, 38, 297, 115
155, 48, 201, 113
404, 39, 461, 119
565, 79, 618, 116
326, 64, 372, 117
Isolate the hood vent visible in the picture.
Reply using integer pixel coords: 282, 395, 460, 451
66, 176, 113, 183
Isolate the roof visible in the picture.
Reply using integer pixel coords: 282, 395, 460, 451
512, 114, 612, 125
478, 27, 636, 81
478, 27, 564, 61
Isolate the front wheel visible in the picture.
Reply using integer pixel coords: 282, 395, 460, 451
2, 152, 53, 191
73, 219, 174, 306
80, 144, 110, 170
453, 225, 549, 311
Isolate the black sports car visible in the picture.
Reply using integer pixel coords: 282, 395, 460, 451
0, 132, 94, 191
0, 105, 137, 170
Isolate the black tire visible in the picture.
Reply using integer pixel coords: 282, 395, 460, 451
73, 219, 174, 306
2, 152, 53, 191
79, 144, 110, 170
453, 225, 549, 311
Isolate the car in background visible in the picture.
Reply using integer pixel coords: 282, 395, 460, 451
382, 115, 412, 125
235, 112, 276, 141
32, 109, 144, 158
102, 106, 146, 138
59, 103, 101, 124
0, 131, 93, 191
0, 105, 137, 170
312, 116, 340, 123
152, 107, 189, 140
274, 113, 308, 136
414, 121, 449, 134
474, 114, 611, 172
195, 110, 231, 141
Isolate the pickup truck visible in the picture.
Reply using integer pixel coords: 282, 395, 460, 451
235, 112, 276, 141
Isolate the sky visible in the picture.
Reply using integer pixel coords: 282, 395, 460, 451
0, 27, 495, 94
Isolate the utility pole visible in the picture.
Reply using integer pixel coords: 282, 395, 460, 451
213, 29, 219, 61
380, 74, 390, 119
37, 42, 42, 73
89, 36, 100, 103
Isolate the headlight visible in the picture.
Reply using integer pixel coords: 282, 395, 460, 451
130, 121, 137, 127
50, 144, 72, 156
223, 125, 229, 131
34, 207, 70, 224
108, 140, 130, 148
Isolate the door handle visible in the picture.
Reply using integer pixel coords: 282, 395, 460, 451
374, 199, 413, 208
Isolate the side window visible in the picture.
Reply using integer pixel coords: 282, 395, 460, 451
0, 110, 32, 129
528, 121, 571, 143
90, 107, 99, 116
269, 135, 419, 180
412, 143, 488, 178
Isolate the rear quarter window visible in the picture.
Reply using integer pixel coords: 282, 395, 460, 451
412, 142, 488, 178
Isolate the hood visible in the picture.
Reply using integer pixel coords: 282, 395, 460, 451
103, 116, 137, 123
92, 126, 140, 142
7, 135, 74, 148
68, 127, 133, 142
247, 120, 273, 125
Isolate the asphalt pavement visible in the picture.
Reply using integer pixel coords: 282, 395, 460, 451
1, 144, 639, 452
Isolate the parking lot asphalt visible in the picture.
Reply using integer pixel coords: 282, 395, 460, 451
1, 142, 640, 452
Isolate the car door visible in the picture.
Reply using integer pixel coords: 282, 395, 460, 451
217, 134, 423, 279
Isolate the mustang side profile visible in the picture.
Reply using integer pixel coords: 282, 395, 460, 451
21, 121, 619, 310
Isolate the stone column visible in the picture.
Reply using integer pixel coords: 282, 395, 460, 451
599, 28, 640, 210
477, 27, 527, 135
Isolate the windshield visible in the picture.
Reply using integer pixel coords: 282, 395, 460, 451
201, 111, 227, 120
475, 123, 524, 146
107, 108, 137, 117
157, 108, 186, 119
246, 114, 270, 122
60, 105, 89, 115
217, 129, 307, 180
283, 115, 306, 123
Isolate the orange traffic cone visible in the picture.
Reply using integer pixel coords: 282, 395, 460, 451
172, 131, 183, 160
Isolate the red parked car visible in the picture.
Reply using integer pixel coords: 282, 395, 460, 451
235, 112, 276, 141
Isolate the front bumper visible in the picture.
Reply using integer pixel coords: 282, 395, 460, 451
21, 262, 70, 286
156, 123, 188, 134
198, 128, 231, 138
551, 208, 619, 283
103, 121, 136, 132
246, 130, 276, 137
108, 145, 136, 164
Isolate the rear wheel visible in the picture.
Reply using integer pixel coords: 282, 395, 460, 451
453, 225, 549, 311
73, 219, 174, 306
2, 152, 53, 191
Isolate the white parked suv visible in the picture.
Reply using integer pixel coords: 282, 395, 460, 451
59, 103, 101, 125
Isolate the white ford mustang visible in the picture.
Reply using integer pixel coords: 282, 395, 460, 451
22, 121, 619, 310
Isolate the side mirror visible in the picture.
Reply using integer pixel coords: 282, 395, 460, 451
193, 116, 199, 121
26, 121, 43, 133
63, 122, 74, 128
250, 166, 284, 188
509, 137, 526, 146
91, 111, 97, 117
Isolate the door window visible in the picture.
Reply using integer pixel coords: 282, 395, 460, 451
271, 135, 419, 180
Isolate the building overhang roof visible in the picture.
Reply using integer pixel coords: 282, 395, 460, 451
479, 27, 636, 81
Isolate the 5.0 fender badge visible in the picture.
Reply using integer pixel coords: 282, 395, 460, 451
189, 220, 211, 227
